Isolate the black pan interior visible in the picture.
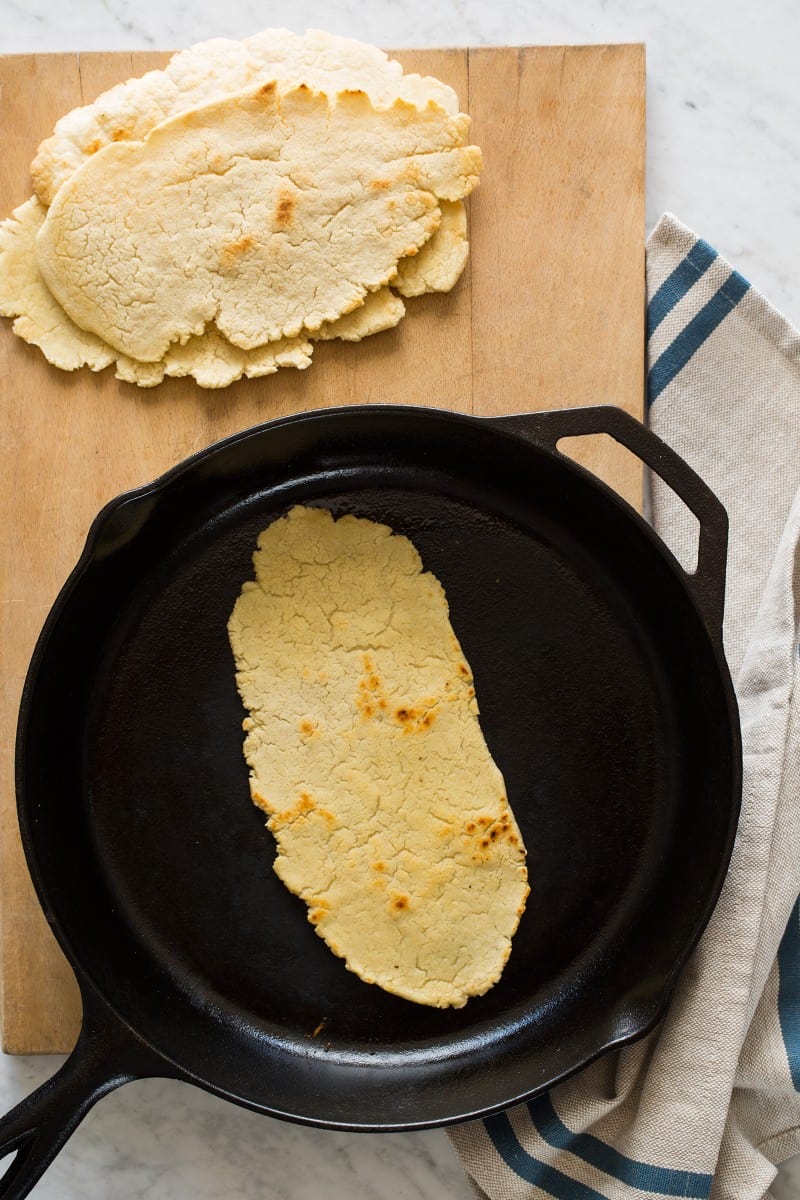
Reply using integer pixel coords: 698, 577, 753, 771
18, 408, 738, 1128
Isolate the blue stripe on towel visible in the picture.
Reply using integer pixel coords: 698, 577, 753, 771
647, 269, 750, 407
484, 1112, 609, 1199
647, 238, 718, 338
778, 893, 800, 1090
527, 1095, 712, 1197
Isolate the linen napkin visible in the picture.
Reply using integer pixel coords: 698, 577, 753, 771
449, 213, 800, 1200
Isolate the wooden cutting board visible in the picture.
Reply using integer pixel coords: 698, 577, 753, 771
0, 43, 645, 1053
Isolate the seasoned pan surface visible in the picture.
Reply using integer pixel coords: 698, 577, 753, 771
9, 406, 740, 1152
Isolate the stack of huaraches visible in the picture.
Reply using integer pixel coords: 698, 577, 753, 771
0, 29, 482, 388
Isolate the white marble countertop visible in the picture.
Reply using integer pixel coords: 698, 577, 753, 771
2, 1, 800, 1198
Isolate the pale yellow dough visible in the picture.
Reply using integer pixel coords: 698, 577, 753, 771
1, 30, 479, 388
228, 506, 529, 1008
36, 84, 481, 363
0, 197, 313, 385
30, 28, 471, 324
31, 28, 460, 206
0, 199, 405, 386
0, 197, 115, 373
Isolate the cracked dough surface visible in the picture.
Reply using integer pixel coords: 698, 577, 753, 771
0, 198, 409, 386
1, 31, 478, 387
37, 84, 481, 363
31, 28, 460, 207
0, 196, 313, 384
227, 506, 529, 1008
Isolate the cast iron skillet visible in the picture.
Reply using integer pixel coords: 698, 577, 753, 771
0, 404, 741, 1199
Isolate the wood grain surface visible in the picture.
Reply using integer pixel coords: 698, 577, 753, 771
0, 43, 645, 1053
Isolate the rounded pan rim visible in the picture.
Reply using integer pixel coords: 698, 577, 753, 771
14, 403, 742, 1128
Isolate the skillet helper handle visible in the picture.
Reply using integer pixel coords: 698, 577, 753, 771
0, 1003, 158, 1200
490, 405, 729, 644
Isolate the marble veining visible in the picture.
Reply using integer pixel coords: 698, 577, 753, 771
2, 0, 800, 1196
2, 0, 800, 321
1, 1056, 473, 1200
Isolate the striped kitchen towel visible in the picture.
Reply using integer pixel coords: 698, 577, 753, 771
449, 213, 800, 1200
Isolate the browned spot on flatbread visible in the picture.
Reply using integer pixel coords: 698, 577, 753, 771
219, 233, 256, 269
275, 190, 295, 229
464, 807, 520, 856
394, 700, 438, 733
270, 792, 320, 827
357, 658, 387, 720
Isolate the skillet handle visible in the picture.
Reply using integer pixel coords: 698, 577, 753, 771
0, 1000, 164, 1200
488, 405, 729, 644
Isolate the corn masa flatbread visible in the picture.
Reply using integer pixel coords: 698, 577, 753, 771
227, 505, 529, 1008
0, 197, 406, 386
1, 30, 477, 387
31, 28, 460, 206
36, 84, 481, 363
0, 196, 314, 384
